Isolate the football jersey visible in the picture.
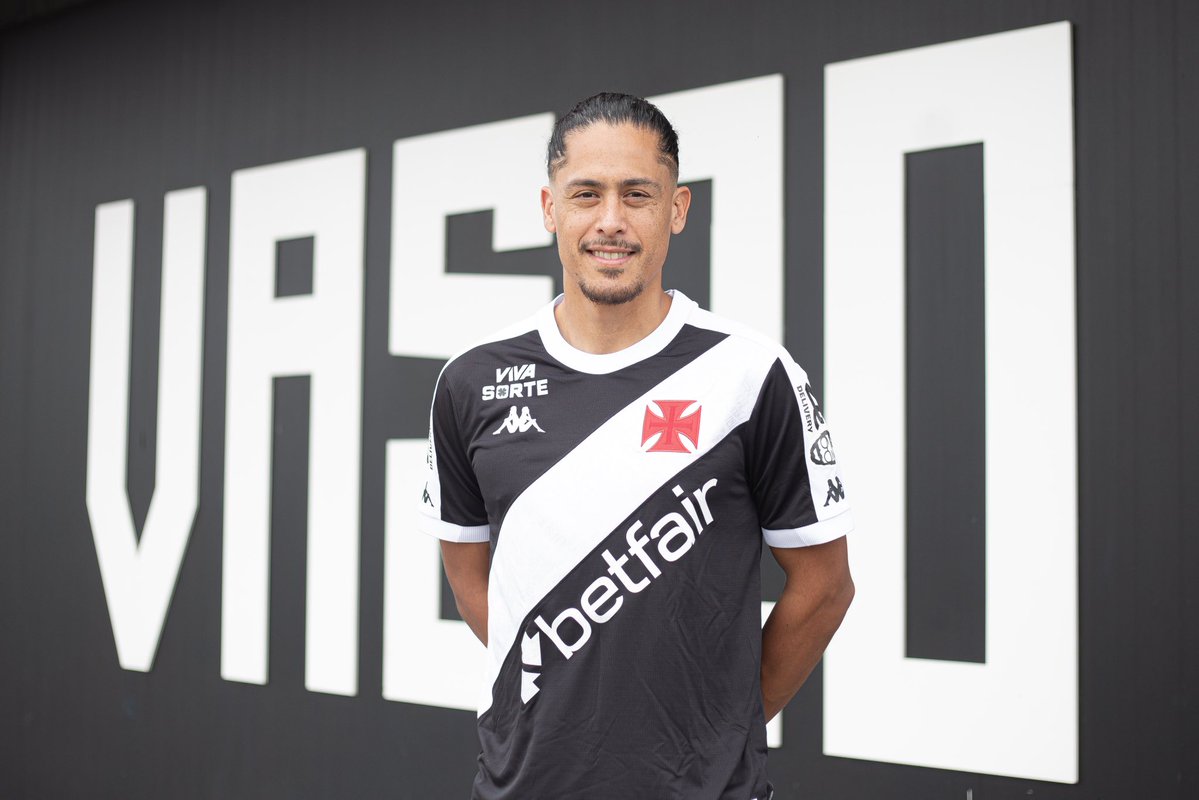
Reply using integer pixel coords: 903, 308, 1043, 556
417, 290, 853, 800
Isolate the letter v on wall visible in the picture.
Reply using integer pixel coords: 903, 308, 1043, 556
85, 187, 207, 672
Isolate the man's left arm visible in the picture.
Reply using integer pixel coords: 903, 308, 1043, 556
761, 535, 854, 721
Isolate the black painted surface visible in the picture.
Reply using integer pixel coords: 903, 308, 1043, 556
269, 376, 310, 690
0, 0, 1195, 798
904, 144, 986, 665
275, 237, 314, 297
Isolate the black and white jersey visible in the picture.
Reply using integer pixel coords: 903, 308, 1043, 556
417, 290, 853, 800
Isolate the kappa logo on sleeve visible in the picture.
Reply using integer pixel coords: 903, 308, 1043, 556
641, 400, 702, 453
824, 477, 846, 507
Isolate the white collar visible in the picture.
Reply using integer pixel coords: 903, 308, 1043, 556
537, 289, 696, 375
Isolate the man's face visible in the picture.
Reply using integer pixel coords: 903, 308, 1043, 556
541, 122, 691, 306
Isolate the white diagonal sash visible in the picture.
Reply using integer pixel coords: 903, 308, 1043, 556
481, 335, 776, 714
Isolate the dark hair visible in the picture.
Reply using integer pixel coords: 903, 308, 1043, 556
546, 92, 679, 179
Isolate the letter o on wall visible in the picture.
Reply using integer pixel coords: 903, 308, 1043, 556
822, 22, 1078, 783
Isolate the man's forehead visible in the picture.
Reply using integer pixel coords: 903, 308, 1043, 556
554, 122, 673, 178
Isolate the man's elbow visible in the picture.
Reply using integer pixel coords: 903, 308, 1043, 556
836, 571, 855, 616
823, 569, 855, 628
454, 595, 470, 622
452, 587, 482, 622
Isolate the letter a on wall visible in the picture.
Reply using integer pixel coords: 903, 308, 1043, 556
822, 22, 1078, 782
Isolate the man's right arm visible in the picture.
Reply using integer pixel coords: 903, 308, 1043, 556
441, 540, 490, 646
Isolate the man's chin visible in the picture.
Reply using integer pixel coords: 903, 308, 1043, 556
578, 278, 644, 306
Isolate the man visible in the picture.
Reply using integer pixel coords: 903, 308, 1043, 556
417, 93, 854, 799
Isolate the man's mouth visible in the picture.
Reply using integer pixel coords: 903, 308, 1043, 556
591, 250, 630, 261
582, 240, 639, 265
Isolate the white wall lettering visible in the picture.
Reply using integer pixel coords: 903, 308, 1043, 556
389, 114, 556, 360
760, 600, 781, 748
382, 439, 485, 710
86, 187, 207, 672
222, 149, 366, 696
652, 75, 785, 343
823, 22, 1077, 782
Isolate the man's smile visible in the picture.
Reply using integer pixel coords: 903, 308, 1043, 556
581, 240, 640, 266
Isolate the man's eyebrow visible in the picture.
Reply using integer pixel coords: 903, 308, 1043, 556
621, 178, 662, 190
563, 177, 663, 191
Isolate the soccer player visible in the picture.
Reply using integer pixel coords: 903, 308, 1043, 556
417, 92, 855, 799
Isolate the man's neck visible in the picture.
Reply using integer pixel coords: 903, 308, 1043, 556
553, 287, 673, 355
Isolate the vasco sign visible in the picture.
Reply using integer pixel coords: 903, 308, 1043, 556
85, 22, 1077, 785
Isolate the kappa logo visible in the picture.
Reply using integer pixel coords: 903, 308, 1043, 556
421, 483, 434, 507
810, 430, 837, 465
492, 405, 545, 435
824, 477, 845, 507
641, 400, 702, 453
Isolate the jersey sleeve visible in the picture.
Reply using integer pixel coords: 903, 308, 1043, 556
416, 366, 490, 543
745, 354, 854, 547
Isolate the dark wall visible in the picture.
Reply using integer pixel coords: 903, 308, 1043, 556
0, 0, 1195, 798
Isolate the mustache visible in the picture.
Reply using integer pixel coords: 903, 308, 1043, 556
578, 238, 641, 255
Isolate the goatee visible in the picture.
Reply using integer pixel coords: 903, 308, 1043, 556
578, 274, 645, 306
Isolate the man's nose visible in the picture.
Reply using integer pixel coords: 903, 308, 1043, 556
595, 195, 627, 235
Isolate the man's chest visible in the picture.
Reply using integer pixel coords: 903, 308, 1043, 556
454, 354, 761, 529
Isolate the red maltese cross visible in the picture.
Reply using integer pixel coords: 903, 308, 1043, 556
641, 400, 702, 453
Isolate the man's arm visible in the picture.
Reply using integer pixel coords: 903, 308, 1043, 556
441, 540, 491, 646
761, 535, 854, 721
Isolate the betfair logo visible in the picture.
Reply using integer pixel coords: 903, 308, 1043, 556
524, 479, 719, 703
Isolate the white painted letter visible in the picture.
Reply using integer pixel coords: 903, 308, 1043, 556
824, 22, 1077, 782
223, 149, 365, 696
86, 187, 207, 671
382, 439, 484, 711
389, 114, 555, 359
651, 75, 785, 342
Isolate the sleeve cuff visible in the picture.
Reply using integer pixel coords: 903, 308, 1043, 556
762, 510, 854, 548
416, 510, 490, 543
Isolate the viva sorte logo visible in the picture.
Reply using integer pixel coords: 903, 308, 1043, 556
482, 363, 548, 402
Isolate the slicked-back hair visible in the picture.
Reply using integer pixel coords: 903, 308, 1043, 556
547, 92, 679, 180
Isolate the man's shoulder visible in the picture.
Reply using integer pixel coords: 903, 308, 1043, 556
684, 304, 794, 365
441, 308, 544, 370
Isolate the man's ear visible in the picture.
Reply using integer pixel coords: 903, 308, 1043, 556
670, 184, 692, 235
540, 186, 557, 233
